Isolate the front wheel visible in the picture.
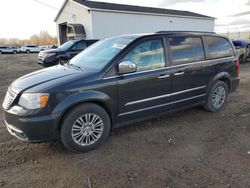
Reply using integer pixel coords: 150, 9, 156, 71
61, 103, 111, 152
204, 81, 228, 112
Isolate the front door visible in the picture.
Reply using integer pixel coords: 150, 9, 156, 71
117, 37, 172, 122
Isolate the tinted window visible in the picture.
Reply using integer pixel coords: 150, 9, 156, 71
169, 36, 205, 65
205, 36, 234, 59
122, 39, 165, 72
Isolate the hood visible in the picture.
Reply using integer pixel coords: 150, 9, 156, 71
11, 65, 92, 94
42, 48, 64, 53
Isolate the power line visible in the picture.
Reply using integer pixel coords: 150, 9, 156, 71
33, 0, 74, 16
33, 0, 60, 11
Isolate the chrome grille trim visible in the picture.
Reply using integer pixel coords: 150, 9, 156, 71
2, 88, 17, 110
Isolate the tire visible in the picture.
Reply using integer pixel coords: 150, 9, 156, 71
61, 103, 111, 152
13, 51, 17, 54
0, 51, 2, 54
26, 50, 30, 54
203, 81, 228, 112
239, 55, 245, 64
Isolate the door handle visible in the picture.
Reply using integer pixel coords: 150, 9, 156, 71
174, 72, 185, 76
158, 74, 170, 79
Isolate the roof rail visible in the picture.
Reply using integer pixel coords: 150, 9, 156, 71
156, 31, 216, 34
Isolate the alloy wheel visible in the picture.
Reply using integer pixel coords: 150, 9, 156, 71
212, 86, 226, 109
71, 113, 104, 146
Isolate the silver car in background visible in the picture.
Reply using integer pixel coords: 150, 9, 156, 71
0, 46, 19, 54
20, 45, 42, 53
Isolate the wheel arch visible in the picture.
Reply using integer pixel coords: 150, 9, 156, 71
207, 72, 231, 94
52, 92, 114, 131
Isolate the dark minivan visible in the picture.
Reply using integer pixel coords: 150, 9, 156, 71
38, 39, 98, 67
2, 32, 240, 152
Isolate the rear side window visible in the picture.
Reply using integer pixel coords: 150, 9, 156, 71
205, 36, 234, 59
169, 36, 205, 65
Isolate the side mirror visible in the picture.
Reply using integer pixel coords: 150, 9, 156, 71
118, 61, 137, 74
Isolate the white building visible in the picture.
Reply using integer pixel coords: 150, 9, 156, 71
55, 0, 215, 44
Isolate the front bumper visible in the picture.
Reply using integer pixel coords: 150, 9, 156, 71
38, 55, 58, 67
3, 110, 59, 142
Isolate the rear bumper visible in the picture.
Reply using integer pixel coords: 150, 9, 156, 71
230, 77, 240, 93
3, 110, 59, 142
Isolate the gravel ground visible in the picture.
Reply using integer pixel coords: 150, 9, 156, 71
0, 54, 250, 188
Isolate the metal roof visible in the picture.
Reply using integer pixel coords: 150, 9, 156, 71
55, 0, 214, 21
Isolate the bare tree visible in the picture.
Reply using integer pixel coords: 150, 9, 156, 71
0, 31, 58, 47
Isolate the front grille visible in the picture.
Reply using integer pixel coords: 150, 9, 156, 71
2, 88, 17, 110
38, 52, 45, 59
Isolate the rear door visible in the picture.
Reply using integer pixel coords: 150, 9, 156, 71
167, 35, 208, 109
117, 37, 172, 122
168, 35, 235, 110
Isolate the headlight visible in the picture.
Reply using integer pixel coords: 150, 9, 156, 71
18, 93, 49, 109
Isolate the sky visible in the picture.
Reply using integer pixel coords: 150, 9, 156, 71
0, 0, 249, 39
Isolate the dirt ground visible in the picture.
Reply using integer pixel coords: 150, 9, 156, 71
0, 54, 250, 188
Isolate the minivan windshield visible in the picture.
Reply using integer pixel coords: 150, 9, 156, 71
69, 36, 138, 72
58, 40, 76, 50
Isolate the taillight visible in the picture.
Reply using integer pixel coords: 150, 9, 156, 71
235, 60, 240, 76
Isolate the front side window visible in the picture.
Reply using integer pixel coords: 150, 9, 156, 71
205, 36, 234, 59
122, 39, 165, 72
169, 36, 205, 65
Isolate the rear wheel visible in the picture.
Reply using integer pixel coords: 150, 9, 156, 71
204, 81, 228, 112
26, 50, 30, 54
0, 51, 2, 54
13, 50, 17, 54
61, 103, 111, 152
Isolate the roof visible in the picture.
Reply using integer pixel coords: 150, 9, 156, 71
90, 31, 219, 41
55, 0, 214, 21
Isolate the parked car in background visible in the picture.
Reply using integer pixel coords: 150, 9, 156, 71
38, 39, 98, 67
20, 45, 43, 53
0, 46, 19, 54
2, 32, 240, 152
233, 40, 250, 64
11, 47, 21, 53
